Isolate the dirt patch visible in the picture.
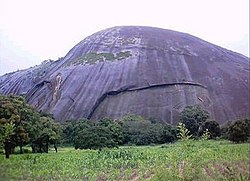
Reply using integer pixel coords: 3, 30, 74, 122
143, 171, 154, 180
130, 171, 139, 181
97, 174, 107, 181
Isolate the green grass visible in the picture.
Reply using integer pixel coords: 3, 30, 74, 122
67, 51, 132, 66
0, 140, 249, 180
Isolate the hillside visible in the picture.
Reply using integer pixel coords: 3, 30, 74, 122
0, 26, 249, 123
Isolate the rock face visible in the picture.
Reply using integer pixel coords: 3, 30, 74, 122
0, 26, 249, 124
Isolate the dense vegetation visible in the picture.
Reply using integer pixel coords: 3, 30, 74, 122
1, 95, 249, 157
227, 118, 250, 143
0, 95, 249, 180
62, 115, 178, 150
0, 95, 61, 158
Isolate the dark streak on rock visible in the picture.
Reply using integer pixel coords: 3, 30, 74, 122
88, 82, 207, 119
26, 80, 51, 101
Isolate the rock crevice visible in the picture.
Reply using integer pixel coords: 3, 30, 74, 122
88, 82, 208, 119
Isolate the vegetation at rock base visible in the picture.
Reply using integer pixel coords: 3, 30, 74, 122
121, 115, 177, 145
62, 115, 177, 149
179, 105, 209, 137
63, 118, 123, 150
227, 118, 250, 143
200, 120, 221, 139
0, 95, 249, 180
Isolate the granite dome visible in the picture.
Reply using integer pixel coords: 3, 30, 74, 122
0, 26, 249, 124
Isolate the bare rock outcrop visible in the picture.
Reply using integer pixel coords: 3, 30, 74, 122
0, 26, 249, 124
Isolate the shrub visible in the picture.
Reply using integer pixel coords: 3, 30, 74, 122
64, 118, 123, 150
180, 105, 209, 137
200, 120, 221, 139
121, 115, 177, 145
227, 118, 250, 143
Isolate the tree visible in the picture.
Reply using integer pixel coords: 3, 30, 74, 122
121, 114, 145, 122
200, 120, 221, 139
97, 118, 123, 146
74, 125, 116, 150
162, 124, 178, 143
180, 105, 209, 137
62, 119, 91, 146
120, 115, 177, 145
30, 116, 61, 153
0, 95, 61, 157
62, 118, 122, 150
220, 121, 232, 139
0, 95, 31, 158
227, 119, 250, 143
0, 122, 15, 158
121, 118, 153, 145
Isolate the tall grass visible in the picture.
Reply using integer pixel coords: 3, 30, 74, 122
0, 140, 249, 180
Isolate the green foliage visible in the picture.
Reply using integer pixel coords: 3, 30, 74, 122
67, 51, 132, 66
0, 121, 15, 149
0, 95, 32, 157
180, 105, 209, 137
62, 116, 177, 149
31, 116, 61, 153
115, 51, 132, 60
98, 118, 124, 145
220, 121, 232, 139
201, 129, 210, 141
200, 120, 221, 139
227, 118, 250, 143
121, 115, 177, 145
63, 118, 123, 150
162, 124, 178, 143
74, 125, 116, 150
0, 141, 249, 180
0, 95, 61, 157
121, 114, 145, 122
62, 118, 91, 145
177, 122, 192, 141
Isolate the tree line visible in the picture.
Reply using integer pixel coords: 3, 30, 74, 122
0, 95, 249, 158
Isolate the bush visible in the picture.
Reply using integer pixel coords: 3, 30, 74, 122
220, 121, 232, 139
227, 118, 250, 143
200, 120, 221, 139
180, 105, 209, 137
74, 126, 117, 150
121, 116, 177, 145
63, 118, 123, 150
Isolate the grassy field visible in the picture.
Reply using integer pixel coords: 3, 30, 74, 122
0, 140, 249, 181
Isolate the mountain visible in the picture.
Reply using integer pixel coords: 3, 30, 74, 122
0, 26, 249, 124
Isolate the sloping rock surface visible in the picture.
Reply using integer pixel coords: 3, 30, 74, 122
0, 26, 249, 124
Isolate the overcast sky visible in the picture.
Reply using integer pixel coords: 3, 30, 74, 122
0, 0, 249, 75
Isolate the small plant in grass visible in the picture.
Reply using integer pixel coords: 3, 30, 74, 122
177, 122, 194, 153
201, 129, 210, 141
177, 122, 192, 141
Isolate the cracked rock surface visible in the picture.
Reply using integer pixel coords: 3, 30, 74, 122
0, 26, 249, 124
